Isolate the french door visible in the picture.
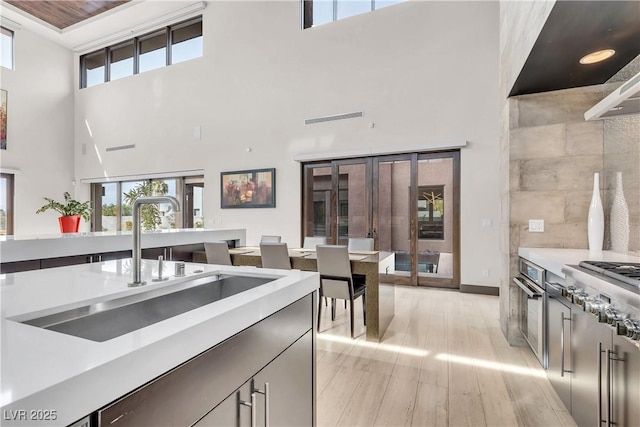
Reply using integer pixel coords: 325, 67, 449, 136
302, 150, 459, 288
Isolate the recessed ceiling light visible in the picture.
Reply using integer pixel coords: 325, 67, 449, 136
580, 49, 616, 65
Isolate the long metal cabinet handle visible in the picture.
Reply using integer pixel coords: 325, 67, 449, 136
560, 314, 572, 377
561, 313, 565, 377
239, 392, 257, 427
607, 350, 622, 427
512, 277, 543, 298
606, 349, 613, 427
254, 382, 270, 427
598, 342, 604, 426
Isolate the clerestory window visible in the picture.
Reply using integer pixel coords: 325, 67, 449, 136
80, 17, 202, 89
303, 0, 404, 29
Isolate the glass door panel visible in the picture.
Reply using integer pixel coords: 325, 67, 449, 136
417, 154, 458, 287
336, 162, 369, 246
99, 183, 118, 232
303, 165, 333, 243
375, 157, 413, 285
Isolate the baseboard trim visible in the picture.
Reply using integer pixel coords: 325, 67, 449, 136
460, 284, 499, 296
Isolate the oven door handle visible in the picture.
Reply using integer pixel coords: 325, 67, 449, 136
513, 277, 544, 298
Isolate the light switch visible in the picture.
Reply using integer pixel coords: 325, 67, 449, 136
529, 219, 544, 233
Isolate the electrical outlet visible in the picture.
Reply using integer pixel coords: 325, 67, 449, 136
482, 269, 490, 278
529, 219, 544, 233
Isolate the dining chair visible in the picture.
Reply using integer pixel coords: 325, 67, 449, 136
260, 235, 281, 244
260, 243, 292, 270
204, 241, 232, 265
347, 237, 375, 251
303, 236, 327, 249
316, 245, 366, 339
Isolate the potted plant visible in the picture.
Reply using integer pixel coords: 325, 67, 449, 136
36, 192, 92, 233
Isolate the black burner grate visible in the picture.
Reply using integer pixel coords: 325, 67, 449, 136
579, 261, 640, 288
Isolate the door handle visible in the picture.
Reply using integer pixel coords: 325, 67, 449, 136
253, 381, 270, 427
513, 277, 543, 298
598, 342, 605, 426
239, 391, 257, 427
607, 349, 623, 427
560, 313, 572, 376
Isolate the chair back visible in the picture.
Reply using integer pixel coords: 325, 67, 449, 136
316, 245, 352, 300
204, 241, 232, 265
260, 235, 281, 244
348, 237, 374, 251
303, 236, 327, 249
260, 243, 291, 270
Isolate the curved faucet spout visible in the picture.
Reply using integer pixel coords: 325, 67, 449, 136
128, 196, 181, 287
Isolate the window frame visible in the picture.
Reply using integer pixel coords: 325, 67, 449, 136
91, 176, 203, 232
302, 0, 402, 29
0, 172, 15, 235
1, 26, 15, 70
79, 16, 202, 89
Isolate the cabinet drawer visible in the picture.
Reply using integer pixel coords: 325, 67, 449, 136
98, 294, 312, 427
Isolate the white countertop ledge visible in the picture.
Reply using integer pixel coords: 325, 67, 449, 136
0, 259, 319, 426
0, 228, 246, 263
518, 247, 640, 279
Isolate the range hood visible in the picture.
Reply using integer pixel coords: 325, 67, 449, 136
584, 71, 640, 120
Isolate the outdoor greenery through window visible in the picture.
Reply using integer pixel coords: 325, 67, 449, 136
303, 0, 404, 28
1, 26, 14, 69
80, 16, 202, 88
92, 177, 204, 232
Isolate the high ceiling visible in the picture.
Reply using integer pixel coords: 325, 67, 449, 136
510, 0, 640, 96
5, 0, 131, 29
1, 0, 639, 94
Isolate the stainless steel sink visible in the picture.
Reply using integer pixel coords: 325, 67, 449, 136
20, 274, 274, 342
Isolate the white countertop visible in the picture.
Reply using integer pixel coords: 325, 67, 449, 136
518, 247, 640, 279
0, 228, 246, 263
0, 259, 318, 426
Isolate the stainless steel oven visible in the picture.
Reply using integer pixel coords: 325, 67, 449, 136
514, 258, 546, 367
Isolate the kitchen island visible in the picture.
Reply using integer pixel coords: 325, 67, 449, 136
0, 259, 318, 426
0, 228, 246, 272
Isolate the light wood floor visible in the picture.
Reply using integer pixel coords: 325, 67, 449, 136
316, 286, 577, 427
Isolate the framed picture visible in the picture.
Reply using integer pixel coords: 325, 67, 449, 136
0, 89, 7, 150
221, 168, 276, 208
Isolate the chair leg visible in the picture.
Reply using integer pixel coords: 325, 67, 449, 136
344, 300, 347, 309
349, 298, 355, 339
324, 296, 328, 306
317, 292, 323, 332
331, 299, 336, 320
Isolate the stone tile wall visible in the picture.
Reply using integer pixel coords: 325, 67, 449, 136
603, 56, 640, 255
509, 86, 605, 254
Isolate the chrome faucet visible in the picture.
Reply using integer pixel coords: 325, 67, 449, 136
128, 196, 180, 287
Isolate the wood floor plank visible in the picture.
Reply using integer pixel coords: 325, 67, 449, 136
337, 371, 391, 427
448, 390, 487, 427
317, 286, 577, 427
317, 366, 366, 427
317, 358, 341, 395
373, 377, 419, 427
411, 382, 448, 427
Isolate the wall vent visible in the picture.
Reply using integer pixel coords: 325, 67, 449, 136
105, 144, 136, 152
305, 111, 363, 125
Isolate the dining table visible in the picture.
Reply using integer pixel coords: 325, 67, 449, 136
193, 246, 395, 342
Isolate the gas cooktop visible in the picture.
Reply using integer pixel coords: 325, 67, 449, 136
579, 261, 640, 288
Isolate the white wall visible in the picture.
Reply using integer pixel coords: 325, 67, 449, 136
0, 26, 75, 235
71, 1, 500, 286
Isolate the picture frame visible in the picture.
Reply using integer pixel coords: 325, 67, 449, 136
221, 168, 275, 208
0, 89, 7, 150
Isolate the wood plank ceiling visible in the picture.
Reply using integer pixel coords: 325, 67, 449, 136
5, 0, 131, 29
